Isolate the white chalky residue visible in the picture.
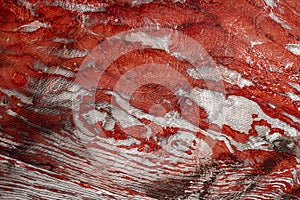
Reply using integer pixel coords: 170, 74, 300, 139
125, 32, 170, 52
186, 66, 221, 82
250, 41, 264, 46
14, 20, 50, 32
114, 136, 141, 146
264, 0, 277, 7
285, 44, 300, 56
269, 11, 292, 30
52, 38, 75, 44
72, 4, 105, 12
219, 96, 256, 133
237, 77, 253, 88
187, 66, 253, 88
255, 125, 270, 136
50, 0, 106, 12
82, 109, 116, 131
198, 140, 213, 157
178, 88, 299, 138
112, 107, 146, 128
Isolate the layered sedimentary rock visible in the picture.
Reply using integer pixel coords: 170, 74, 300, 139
0, 0, 300, 199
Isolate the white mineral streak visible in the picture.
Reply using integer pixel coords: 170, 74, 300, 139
187, 66, 221, 82
14, 20, 50, 32
0, 88, 32, 104
54, 48, 89, 58
285, 44, 300, 56
264, 0, 277, 7
205, 130, 235, 153
286, 92, 300, 101
52, 37, 76, 44
113, 136, 142, 146
284, 61, 294, 69
33, 61, 76, 77
95, 101, 152, 136
0, 137, 20, 147
173, 0, 186, 3
132, 0, 154, 6
123, 29, 212, 67
186, 65, 253, 88
125, 32, 170, 52
250, 41, 264, 47
284, 112, 300, 125
289, 82, 300, 92
269, 11, 292, 30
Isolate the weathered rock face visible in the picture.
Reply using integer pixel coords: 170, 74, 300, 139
0, 0, 299, 199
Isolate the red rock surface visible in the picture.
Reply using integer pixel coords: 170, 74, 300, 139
0, 0, 300, 199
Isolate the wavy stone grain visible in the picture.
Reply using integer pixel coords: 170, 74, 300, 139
0, 0, 299, 199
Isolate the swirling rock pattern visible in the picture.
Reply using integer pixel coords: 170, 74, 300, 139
0, 0, 299, 199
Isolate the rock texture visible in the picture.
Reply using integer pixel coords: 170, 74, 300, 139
0, 0, 300, 199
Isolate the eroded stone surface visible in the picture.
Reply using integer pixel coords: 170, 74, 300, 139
0, 0, 299, 199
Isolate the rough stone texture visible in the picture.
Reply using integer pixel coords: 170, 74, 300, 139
0, 0, 299, 199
